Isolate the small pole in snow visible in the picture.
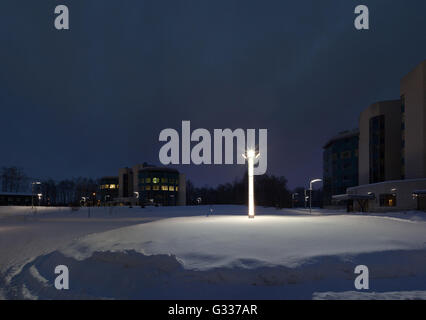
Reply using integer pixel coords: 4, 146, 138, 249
207, 207, 214, 217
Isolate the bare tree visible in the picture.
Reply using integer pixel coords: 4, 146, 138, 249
1, 167, 29, 193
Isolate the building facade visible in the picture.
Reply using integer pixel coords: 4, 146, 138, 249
99, 176, 119, 203
117, 163, 186, 206
347, 60, 426, 212
358, 100, 402, 185
401, 60, 426, 179
323, 129, 359, 205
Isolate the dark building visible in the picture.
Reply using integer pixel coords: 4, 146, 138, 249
344, 61, 426, 212
118, 163, 186, 206
359, 100, 402, 185
0, 192, 34, 206
99, 176, 119, 203
323, 129, 359, 205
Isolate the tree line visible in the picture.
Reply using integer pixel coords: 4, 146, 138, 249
186, 174, 294, 208
1, 166, 322, 208
1, 166, 98, 206
1, 167, 29, 193
39, 178, 98, 206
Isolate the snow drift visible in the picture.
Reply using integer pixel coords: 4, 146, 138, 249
4, 214, 426, 299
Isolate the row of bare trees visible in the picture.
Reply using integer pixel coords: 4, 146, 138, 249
40, 178, 99, 206
1, 167, 29, 193
186, 174, 293, 208
0, 166, 99, 206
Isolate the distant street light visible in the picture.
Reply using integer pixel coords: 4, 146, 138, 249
134, 191, 140, 206
81, 197, 91, 218
309, 179, 323, 213
304, 189, 308, 209
291, 193, 299, 208
31, 181, 41, 210
37, 193, 42, 207
243, 149, 260, 219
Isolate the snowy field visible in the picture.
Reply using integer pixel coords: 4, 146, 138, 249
1, 205, 426, 300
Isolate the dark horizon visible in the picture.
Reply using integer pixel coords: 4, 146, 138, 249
1, 0, 425, 189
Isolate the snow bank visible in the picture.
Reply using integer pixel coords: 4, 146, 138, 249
3, 206, 426, 299
7, 248, 426, 300
58, 215, 426, 270
4, 214, 426, 299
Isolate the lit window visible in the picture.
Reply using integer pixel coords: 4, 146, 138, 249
153, 177, 160, 184
161, 186, 168, 191
379, 194, 397, 207
110, 184, 116, 189
145, 186, 151, 191
169, 186, 175, 191
153, 185, 160, 191
176, 187, 179, 191
145, 178, 151, 183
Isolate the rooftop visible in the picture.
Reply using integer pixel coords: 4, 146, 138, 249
323, 128, 359, 149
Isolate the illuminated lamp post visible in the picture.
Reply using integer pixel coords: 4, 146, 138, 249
309, 179, 322, 213
291, 193, 299, 208
242, 149, 260, 219
134, 191, 139, 206
31, 181, 41, 210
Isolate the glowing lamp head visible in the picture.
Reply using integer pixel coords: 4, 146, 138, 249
247, 149, 256, 158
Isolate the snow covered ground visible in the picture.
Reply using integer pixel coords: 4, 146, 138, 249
1, 205, 426, 300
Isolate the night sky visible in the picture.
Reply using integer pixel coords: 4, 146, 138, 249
0, 0, 425, 189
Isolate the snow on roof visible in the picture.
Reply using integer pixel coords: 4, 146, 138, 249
413, 190, 426, 195
332, 194, 375, 201
323, 129, 359, 149
347, 178, 426, 191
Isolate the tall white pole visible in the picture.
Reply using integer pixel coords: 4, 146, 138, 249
309, 179, 322, 214
248, 153, 255, 219
243, 149, 258, 219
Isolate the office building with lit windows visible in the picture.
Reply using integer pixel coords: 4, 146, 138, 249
345, 60, 426, 211
323, 129, 359, 205
117, 163, 186, 206
99, 176, 119, 203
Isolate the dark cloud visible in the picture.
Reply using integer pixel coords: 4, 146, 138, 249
0, 0, 425, 188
